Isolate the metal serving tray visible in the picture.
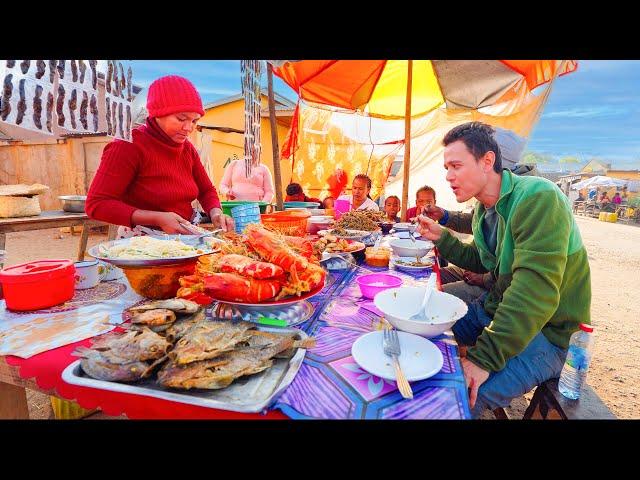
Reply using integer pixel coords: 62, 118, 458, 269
61, 326, 308, 414
88, 237, 213, 268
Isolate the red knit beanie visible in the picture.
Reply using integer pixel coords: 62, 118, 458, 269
146, 75, 205, 118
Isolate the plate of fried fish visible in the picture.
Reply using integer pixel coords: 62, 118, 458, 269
62, 298, 315, 413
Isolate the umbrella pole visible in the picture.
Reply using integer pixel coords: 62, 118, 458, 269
401, 60, 413, 222
267, 63, 284, 211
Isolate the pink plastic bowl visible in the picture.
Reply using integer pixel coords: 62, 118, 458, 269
356, 273, 403, 299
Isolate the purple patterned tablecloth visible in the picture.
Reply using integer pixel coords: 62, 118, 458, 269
273, 264, 472, 419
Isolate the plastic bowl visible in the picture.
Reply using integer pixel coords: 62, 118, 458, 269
389, 238, 433, 258
356, 273, 403, 299
374, 286, 468, 338
377, 222, 394, 234
121, 261, 197, 299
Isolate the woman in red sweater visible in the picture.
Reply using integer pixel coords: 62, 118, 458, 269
86, 75, 233, 235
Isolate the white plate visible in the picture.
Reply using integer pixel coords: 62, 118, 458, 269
351, 330, 443, 382
391, 256, 434, 272
317, 229, 372, 241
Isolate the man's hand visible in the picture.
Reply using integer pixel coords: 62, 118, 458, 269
416, 215, 443, 241
461, 357, 490, 409
463, 271, 485, 287
423, 205, 445, 222
210, 208, 235, 232
154, 212, 193, 234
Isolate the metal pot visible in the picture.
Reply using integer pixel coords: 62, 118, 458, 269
59, 195, 87, 213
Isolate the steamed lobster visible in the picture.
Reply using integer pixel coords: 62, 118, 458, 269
177, 226, 326, 304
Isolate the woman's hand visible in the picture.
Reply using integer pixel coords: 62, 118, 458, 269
210, 208, 235, 232
226, 190, 236, 200
131, 210, 192, 234
154, 212, 194, 234
416, 215, 443, 242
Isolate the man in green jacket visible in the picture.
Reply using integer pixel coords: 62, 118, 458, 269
417, 122, 591, 418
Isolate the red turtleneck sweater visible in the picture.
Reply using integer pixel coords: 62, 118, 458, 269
86, 118, 221, 227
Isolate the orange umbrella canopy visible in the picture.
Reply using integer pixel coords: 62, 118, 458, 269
274, 60, 578, 118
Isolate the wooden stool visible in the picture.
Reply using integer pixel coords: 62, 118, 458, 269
522, 378, 616, 420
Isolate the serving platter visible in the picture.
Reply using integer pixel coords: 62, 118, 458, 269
62, 325, 310, 414
88, 237, 214, 268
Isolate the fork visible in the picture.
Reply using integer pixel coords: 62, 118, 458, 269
382, 327, 414, 399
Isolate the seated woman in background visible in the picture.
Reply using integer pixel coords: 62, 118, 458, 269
86, 75, 234, 236
383, 195, 401, 223
285, 183, 321, 204
337, 174, 379, 212
219, 157, 274, 202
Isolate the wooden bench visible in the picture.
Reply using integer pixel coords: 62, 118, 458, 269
493, 378, 616, 420
0, 210, 116, 268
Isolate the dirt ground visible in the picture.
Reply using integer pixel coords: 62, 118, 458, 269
2, 216, 638, 420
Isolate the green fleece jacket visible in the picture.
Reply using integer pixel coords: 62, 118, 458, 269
435, 169, 591, 372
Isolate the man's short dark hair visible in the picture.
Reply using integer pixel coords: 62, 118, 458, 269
443, 122, 503, 173
416, 185, 436, 202
385, 195, 400, 203
286, 183, 303, 196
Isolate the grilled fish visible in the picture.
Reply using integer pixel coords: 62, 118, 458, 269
75, 347, 150, 382
169, 319, 256, 365
157, 330, 312, 390
88, 327, 170, 363
165, 309, 205, 343
128, 298, 199, 315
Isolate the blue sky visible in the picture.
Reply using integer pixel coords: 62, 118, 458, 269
129, 60, 640, 170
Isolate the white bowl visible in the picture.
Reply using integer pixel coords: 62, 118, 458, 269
393, 222, 416, 232
374, 286, 468, 338
389, 238, 433, 257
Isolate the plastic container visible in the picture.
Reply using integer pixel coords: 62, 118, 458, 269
284, 201, 321, 209
558, 323, 595, 400
0, 259, 75, 311
334, 198, 351, 220
50, 396, 97, 419
365, 247, 392, 268
307, 215, 334, 235
260, 209, 311, 237
220, 201, 270, 216
122, 261, 197, 299
356, 273, 403, 299
231, 203, 262, 233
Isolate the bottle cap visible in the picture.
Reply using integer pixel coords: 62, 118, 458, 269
579, 323, 594, 333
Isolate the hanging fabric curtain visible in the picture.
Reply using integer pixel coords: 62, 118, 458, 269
241, 60, 263, 178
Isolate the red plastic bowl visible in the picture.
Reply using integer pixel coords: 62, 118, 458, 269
0, 259, 76, 311
356, 273, 403, 299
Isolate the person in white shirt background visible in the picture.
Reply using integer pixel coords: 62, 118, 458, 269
337, 174, 379, 211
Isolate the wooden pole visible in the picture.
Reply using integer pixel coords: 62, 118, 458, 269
401, 60, 413, 222
267, 63, 284, 211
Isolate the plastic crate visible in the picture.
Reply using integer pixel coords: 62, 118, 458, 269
260, 210, 311, 237
231, 203, 262, 233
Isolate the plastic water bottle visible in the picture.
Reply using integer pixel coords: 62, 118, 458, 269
558, 323, 595, 399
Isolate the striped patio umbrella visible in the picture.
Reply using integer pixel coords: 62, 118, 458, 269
273, 60, 577, 118
273, 60, 577, 217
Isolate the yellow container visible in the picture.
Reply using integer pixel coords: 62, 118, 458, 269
627, 208, 635, 218
598, 212, 607, 222
50, 396, 97, 420
607, 212, 618, 223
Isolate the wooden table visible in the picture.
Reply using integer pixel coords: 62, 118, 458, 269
0, 210, 116, 267
0, 361, 44, 419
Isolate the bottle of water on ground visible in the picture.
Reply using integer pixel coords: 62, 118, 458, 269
558, 323, 595, 399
